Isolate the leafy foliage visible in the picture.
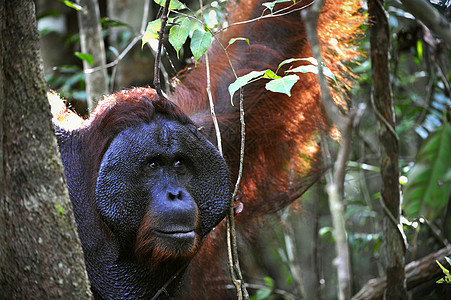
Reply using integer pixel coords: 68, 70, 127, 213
153, 0, 186, 10
190, 29, 212, 64
74, 52, 94, 66
436, 257, 451, 284
169, 17, 190, 58
228, 57, 335, 102
142, 19, 161, 48
403, 123, 451, 219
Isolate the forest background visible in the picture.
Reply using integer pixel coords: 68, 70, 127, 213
1, 0, 450, 299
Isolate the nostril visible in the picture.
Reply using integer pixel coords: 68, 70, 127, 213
168, 190, 183, 200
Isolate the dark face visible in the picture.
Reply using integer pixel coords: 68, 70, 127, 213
95, 115, 231, 264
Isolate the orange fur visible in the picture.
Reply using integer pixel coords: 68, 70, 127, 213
170, 0, 364, 297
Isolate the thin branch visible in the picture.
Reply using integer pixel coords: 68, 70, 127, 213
76, 0, 109, 110
150, 262, 189, 300
302, 0, 354, 299
196, 0, 247, 297
204, 52, 223, 154
216, 1, 314, 34
140, 0, 151, 33
280, 209, 305, 298
224, 282, 298, 300
226, 88, 249, 300
153, 0, 171, 100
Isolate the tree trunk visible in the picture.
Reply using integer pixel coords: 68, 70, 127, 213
76, 0, 108, 110
107, 0, 156, 91
368, 0, 406, 299
0, 1, 91, 298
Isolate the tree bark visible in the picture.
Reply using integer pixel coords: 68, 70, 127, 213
400, 0, 451, 46
368, 0, 406, 299
352, 246, 451, 299
76, 0, 108, 110
0, 1, 91, 298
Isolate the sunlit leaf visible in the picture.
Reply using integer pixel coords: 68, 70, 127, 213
74, 52, 93, 66
277, 57, 317, 72
142, 19, 161, 48
169, 18, 190, 59
403, 123, 451, 219
416, 40, 423, 60
153, 0, 186, 10
190, 29, 212, 64
228, 37, 250, 47
277, 57, 336, 82
437, 260, 450, 275
265, 74, 299, 96
288, 64, 336, 82
262, 69, 280, 79
262, 0, 293, 12
58, 0, 82, 11
228, 70, 267, 104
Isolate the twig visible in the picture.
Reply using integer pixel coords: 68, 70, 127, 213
204, 52, 223, 154
153, 0, 171, 100
225, 282, 298, 300
226, 87, 249, 300
150, 262, 189, 300
280, 209, 305, 298
195, 0, 247, 297
216, 2, 314, 34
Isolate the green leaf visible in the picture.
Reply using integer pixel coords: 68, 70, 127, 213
288, 64, 336, 82
169, 18, 190, 59
254, 288, 272, 300
416, 40, 423, 60
403, 123, 451, 219
263, 276, 274, 287
100, 18, 129, 28
262, 0, 293, 13
142, 19, 161, 48
278, 57, 336, 82
289, 64, 319, 74
277, 57, 317, 72
74, 52, 93, 66
262, 69, 281, 79
265, 74, 299, 96
286, 274, 293, 284
228, 37, 250, 47
58, 0, 83, 11
319, 226, 334, 243
190, 30, 212, 64
153, 0, 186, 10
437, 260, 450, 275
228, 70, 267, 104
